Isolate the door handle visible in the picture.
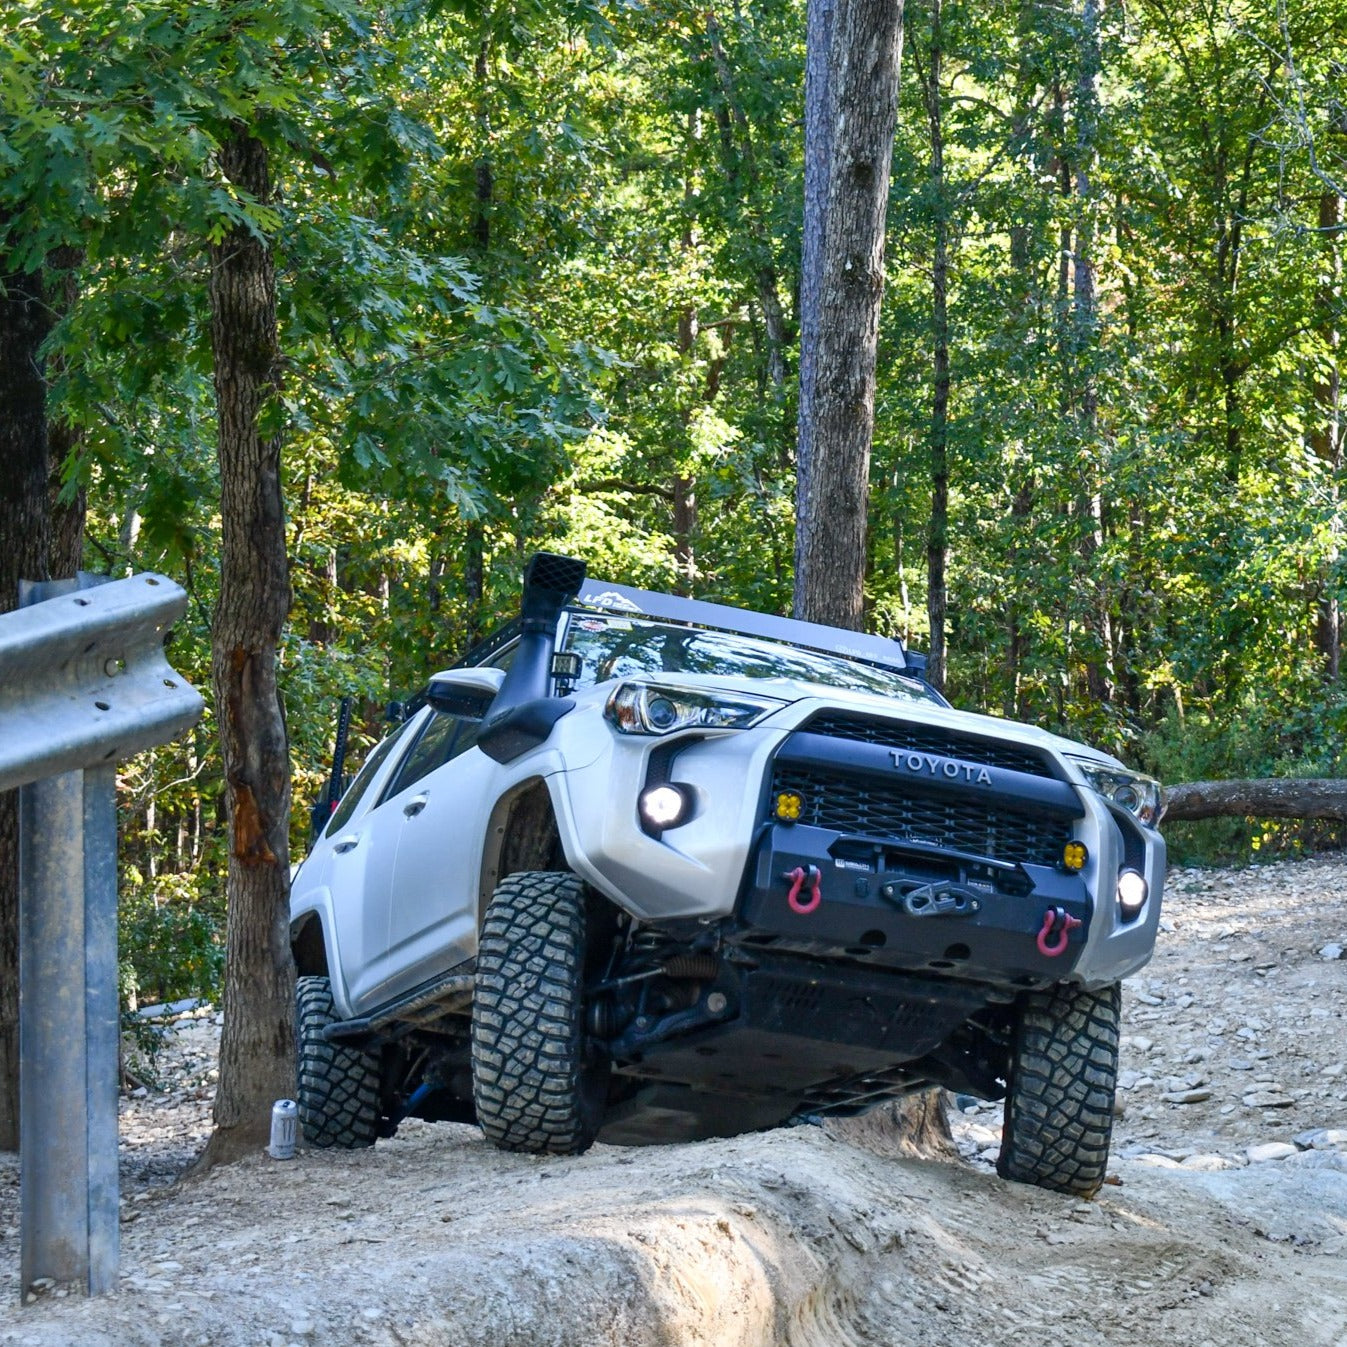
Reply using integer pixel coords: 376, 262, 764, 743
333, 836, 361, 854
403, 795, 428, 818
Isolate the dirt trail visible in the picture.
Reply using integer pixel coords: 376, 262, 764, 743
0, 854, 1344, 1347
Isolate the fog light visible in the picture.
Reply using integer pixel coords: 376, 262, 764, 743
775, 791, 803, 822
1117, 869, 1148, 917
639, 784, 690, 831
1063, 840, 1088, 871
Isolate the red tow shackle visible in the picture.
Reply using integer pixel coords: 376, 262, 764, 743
785, 865, 823, 915
1036, 906, 1082, 958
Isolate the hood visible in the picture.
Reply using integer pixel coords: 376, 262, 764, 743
576, 670, 1127, 771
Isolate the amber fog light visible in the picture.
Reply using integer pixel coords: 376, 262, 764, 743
1063, 841, 1088, 871
775, 791, 803, 822
639, 784, 690, 831
1117, 869, 1148, 917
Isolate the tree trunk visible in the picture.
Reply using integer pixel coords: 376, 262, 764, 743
794, 0, 906, 629
1164, 779, 1347, 823
197, 128, 295, 1167
1312, 187, 1342, 680
921, 0, 950, 694
704, 13, 789, 401
0, 248, 55, 1152
795, 0, 836, 575
464, 521, 485, 642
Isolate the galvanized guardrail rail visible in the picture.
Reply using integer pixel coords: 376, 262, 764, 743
0, 572, 202, 1300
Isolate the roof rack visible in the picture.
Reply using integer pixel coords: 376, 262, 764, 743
572, 580, 914, 675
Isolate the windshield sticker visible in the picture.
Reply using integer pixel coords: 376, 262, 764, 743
576, 618, 607, 632
583, 590, 644, 613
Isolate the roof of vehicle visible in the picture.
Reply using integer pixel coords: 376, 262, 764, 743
570, 580, 918, 675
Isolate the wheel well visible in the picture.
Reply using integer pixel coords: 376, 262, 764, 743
480, 777, 565, 916
292, 914, 329, 977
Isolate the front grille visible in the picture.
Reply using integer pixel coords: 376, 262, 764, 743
802, 712, 1053, 778
771, 764, 1071, 867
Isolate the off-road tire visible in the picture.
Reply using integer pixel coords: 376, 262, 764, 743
472, 870, 609, 1155
997, 981, 1120, 1197
296, 975, 382, 1149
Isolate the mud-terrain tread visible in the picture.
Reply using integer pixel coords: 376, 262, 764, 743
296, 975, 381, 1149
471, 870, 604, 1155
997, 981, 1120, 1198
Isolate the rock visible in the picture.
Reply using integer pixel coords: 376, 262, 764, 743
1294, 1128, 1347, 1151
1229, 1058, 1255, 1071
1135, 992, 1163, 1006
1242, 1092, 1296, 1109
1161, 1089, 1213, 1104
1179, 1153, 1235, 1171
290, 1320, 315, 1337
1134, 1153, 1181, 1168
1317, 943, 1344, 960
1246, 1142, 1299, 1163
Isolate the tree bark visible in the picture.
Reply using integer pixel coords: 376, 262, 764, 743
1311, 187, 1342, 680
794, 0, 906, 629
0, 248, 55, 1151
1164, 779, 1347, 823
197, 128, 296, 1167
795, 0, 836, 572
920, 0, 950, 694
704, 13, 789, 400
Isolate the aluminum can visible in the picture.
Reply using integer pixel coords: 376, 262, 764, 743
268, 1098, 298, 1160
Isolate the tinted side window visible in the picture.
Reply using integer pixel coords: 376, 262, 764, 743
381, 699, 488, 800
325, 719, 414, 837
383, 711, 461, 798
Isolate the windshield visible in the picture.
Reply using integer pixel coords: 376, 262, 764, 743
560, 613, 940, 703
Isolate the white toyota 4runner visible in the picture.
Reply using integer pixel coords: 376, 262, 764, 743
289, 553, 1166, 1195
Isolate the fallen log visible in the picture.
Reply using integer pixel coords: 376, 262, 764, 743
1164, 779, 1347, 823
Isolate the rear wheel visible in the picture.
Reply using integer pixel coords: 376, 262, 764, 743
471, 871, 609, 1155
997, 981, 1120, 1197
296, 975, 382, 1149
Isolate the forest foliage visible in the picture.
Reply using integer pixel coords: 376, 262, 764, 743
2, 0, 1344, 1001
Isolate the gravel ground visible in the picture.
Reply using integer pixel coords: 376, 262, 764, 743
0, 853, 1343, 1346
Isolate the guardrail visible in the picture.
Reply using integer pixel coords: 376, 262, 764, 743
0, 572, 202, 1300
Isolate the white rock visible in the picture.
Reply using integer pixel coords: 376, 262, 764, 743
1161, 1089, 1212, 1105
1180, 1154, 1236, 1171
1243, 1091, 1296, 1109
1246, 1142, 1299, 1163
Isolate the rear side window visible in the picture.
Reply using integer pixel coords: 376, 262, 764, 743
325, 718, 415, 837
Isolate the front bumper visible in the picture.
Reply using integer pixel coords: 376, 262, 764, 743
735, 821, 1093, 986
552, 703, 1165, 988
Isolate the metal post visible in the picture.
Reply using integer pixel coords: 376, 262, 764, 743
15, 574, 120, 1298
1, 571, 202, 1301
18, 770, 121, 1295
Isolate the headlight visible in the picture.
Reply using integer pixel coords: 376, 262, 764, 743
605, 682, 785, 735
1067, 757, 1165, 826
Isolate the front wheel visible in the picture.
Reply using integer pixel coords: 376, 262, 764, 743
997, 981, 1120, 1197
471, 871, 610, 1155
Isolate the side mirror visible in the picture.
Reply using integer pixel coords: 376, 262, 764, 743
427, 667, 506, 717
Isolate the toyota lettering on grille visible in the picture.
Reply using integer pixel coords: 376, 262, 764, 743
891, 750, 992, 785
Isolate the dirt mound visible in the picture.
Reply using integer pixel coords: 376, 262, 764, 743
0, 853, 1344, 1347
